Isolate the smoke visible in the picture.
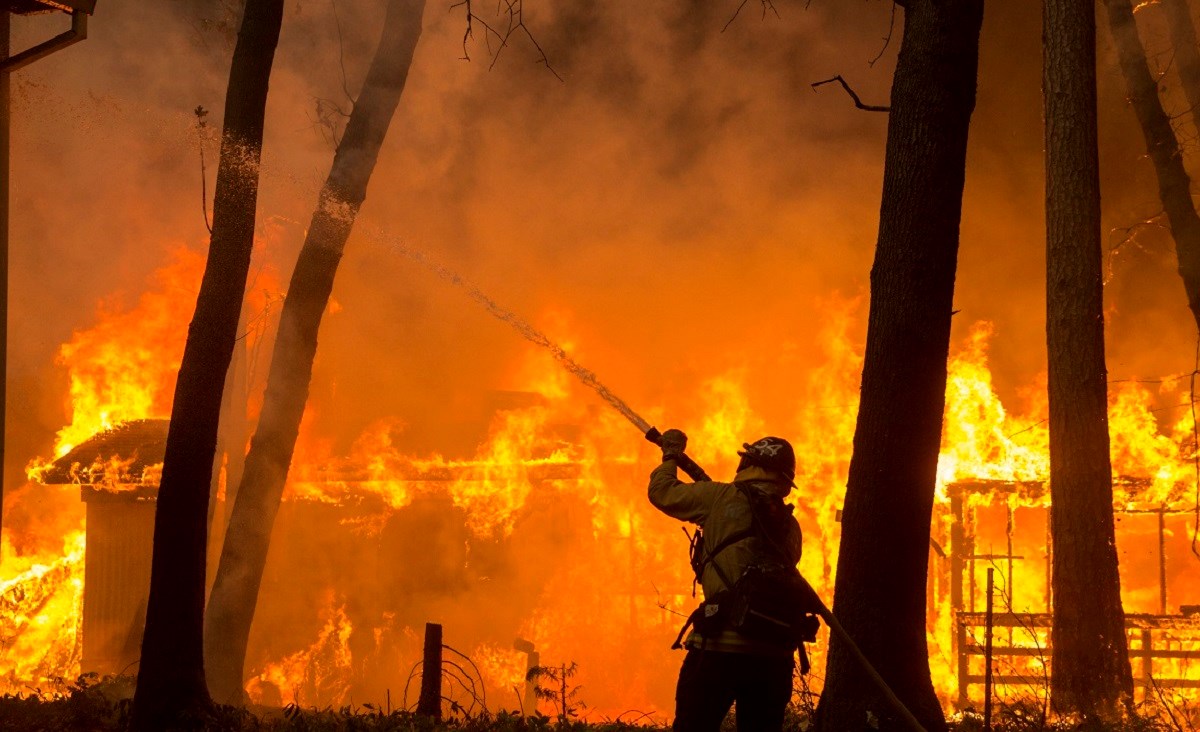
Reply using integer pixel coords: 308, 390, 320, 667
7, 0, 1200, 715
364, 224, 653, 433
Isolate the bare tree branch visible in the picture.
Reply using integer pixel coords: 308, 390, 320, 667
723, 0, 781, 33
1105, 211, 1168, 282
330, 0, 357, 107
811, 75, 890, 112
453, 0, 561, 81
869, 2, 899, 67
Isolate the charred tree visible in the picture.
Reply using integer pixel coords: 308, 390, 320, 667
1045, 0, 1134, 719
1105, 0, 1200, 332
203, 0, 426, 706
130, 0, 284, 728
814, 1, 983, 730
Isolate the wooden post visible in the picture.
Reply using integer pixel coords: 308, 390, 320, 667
1158, 508, 1168, 615
950, 495, 969, 710
514, 637, 539, 716
984, 568, 995, 732
524, 648, 539, 715
417, 622, 442, 720
1141, 628, 1153, 699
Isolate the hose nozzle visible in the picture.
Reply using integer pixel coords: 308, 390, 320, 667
644, 425, 711, 483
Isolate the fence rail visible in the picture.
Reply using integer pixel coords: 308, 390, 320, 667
956, 611, 1200, 705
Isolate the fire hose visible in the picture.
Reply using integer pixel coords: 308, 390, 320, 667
643, 426, 929, 732
385, 246, 929, 730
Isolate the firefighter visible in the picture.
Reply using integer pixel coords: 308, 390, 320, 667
648, 428, 803, 732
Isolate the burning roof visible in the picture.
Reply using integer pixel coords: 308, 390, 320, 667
31, 418, 167, 486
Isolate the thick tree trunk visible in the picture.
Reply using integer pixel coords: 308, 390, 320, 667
130, 1, 284, 728
813, 1, 982, 730
203, 0, 425, 706
1044, 0, 1134, 719
1105, 0, 1200, 332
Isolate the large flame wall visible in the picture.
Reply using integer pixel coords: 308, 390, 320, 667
4, 0, 1200, 721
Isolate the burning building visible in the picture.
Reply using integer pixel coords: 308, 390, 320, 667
7, 0, 1200, 724
4, 270, 1200, 718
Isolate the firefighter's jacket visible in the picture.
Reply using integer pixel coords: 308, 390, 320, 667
648, 460, 802, 656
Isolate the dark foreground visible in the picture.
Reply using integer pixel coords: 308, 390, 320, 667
1, 676, 1196, 731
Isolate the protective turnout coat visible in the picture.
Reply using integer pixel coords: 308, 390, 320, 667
648, 459, 802, 656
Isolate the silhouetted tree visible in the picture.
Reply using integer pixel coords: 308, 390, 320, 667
1044, 0, 1134, 719
1162, 0, 1200, 122
203, 0, 426, 706
1105, 0, 1200, 332
814, 1, 983, 730
131, 0, 284, 728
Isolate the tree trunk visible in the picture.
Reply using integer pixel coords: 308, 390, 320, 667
1105, 0, 1200, 332
813, 1, 982, 730
203, 0, 425, 706
1162, 0, 1200, 119
1044, 0, 1134, 719
130, 0, 283, 728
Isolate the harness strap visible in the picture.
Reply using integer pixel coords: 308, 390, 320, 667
732, 482, 797, 565
694, 525, 755, 577
691, 483, 788, 589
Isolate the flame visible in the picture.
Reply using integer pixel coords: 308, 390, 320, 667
938, 323, 1050, 493
6, 257, 1200, 719
245, 599, 354, 707
3, 243, 279, 698
46, 247, 201, 460
0, 531, 85, 695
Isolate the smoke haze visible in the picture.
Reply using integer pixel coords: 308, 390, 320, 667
6, 0, 1200, 716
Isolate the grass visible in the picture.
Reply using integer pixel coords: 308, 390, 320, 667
1, 675, 1198, 731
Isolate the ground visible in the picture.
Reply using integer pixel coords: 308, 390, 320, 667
0, 676, 1196, 732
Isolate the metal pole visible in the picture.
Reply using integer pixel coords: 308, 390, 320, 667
0, 5, 92, 560
0, 8, 10, 556
0, 10, 86, 74
984, 568, 995, 732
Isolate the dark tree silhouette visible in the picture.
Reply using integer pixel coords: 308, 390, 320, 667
1105, 0, 1200, 333
1044, 0, 1134, 719
203, 0, 427, 706
814, 1, 983, 730
1161, 0, 1200, 122
130, 0, 284, 728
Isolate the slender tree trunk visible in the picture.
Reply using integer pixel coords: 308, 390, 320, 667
1162, 0, 1200, 118
1105, 0, 1200, 332
1044, 0, 1134, 719
130, 0, 283, 728
814, 1, 982, 730
203, 0, 425, 706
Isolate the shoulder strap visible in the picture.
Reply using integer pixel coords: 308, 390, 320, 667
733, 482, 798, 566
692, 524, 754, 587
691, 483, 787, 585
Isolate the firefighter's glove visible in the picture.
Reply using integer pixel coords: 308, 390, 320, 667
660, 429, 688, 461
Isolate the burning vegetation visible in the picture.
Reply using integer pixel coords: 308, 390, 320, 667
9, 0, 1200, 730
2, 249, 1199, 722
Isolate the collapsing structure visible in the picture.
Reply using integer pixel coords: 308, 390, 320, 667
942, 479, 1200, 707
36, 414, 678, 709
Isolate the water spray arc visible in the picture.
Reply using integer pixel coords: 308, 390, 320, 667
376, 230, 926, 732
